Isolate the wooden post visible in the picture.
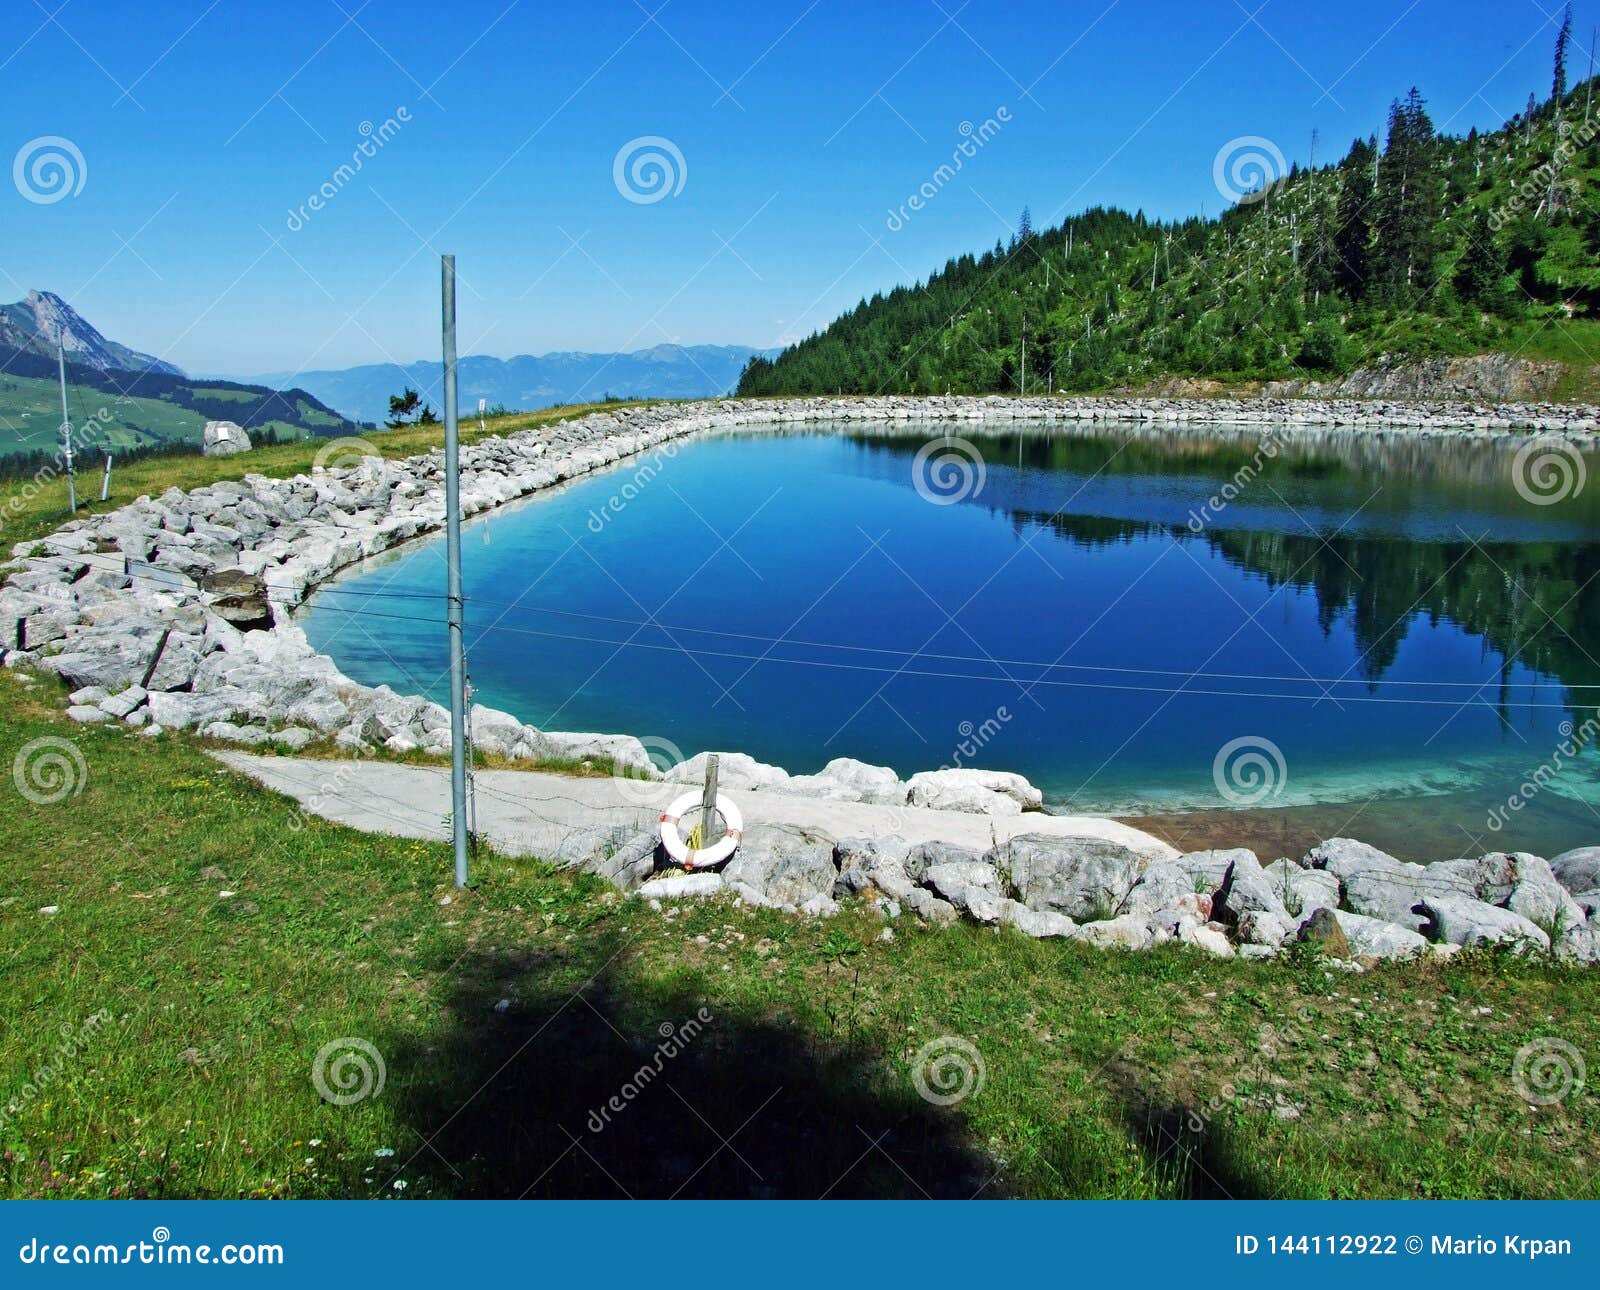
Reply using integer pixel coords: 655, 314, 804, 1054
698, 754, 720, 858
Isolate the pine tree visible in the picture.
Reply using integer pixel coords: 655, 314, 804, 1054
1372, 89, 1440, 299
1454, 209, 1511, 313
1553, 4, 1573, 111
1332, 136, 1376, 298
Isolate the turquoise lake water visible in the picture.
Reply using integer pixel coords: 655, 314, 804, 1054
301, 421, 1600, 853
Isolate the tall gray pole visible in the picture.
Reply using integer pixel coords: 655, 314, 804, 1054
57, 343, 76, 513
441, 255, 470, 888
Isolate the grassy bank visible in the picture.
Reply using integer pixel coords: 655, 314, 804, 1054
0, 400, 653, 550
1, 669, 1596, 1199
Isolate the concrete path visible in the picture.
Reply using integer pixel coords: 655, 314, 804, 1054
213, 751, 1177, 862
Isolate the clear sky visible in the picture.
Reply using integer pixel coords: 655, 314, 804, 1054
2, 0, 1587, 377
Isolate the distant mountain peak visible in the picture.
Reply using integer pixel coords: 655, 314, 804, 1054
0, 290, 184, 378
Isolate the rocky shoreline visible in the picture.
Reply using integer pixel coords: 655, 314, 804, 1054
4, 393, 1597, 963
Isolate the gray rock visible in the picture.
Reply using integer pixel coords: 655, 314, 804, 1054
1419, 896, 1550, 952
554, 827, 658, 891
998, 900, 1077, 938
1307, 837, 1429, 932
996, 833, 1147, 920
833, 836, 914, 899
1174, 848, 1254, 895
1216, 853, 1291, 923
1120, 859, 1195, 915
665, 751, 790, 791
202, 420, 252, 456
1260, 861, 1339, 917
1550, 846, 1600, 895
65, 704, 109, 724
638, 872, 724, 901
532, 730, 653, 774
902, 887, 958, 925
97, 685, 147, 719
470, 703, 532, 757
720, 823, 838, 911
1237, 909, 1292, 947
1075, 914, 1152, 950
1179, 922, 1235, 957
904, 840, 986, 883
904, 768, 1039, 814
922, 859, 1001, 902
1334, 911, 1428, 960
813, 757, 903, 804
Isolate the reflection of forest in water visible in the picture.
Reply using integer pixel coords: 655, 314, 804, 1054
1013, 510, 1600, 703
846, 424, 1600, 709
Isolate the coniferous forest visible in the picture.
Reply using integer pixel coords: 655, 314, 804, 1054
739, 28, 1600, 400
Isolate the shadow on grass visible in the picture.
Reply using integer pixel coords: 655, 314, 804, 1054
356, 939, 1000, 1199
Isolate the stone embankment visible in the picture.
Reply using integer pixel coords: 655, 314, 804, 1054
4, 394, 1596, 963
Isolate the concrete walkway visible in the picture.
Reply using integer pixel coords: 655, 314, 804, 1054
213, 751, 1177, 862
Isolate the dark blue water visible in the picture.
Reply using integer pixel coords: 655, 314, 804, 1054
302, 423, 1600, 845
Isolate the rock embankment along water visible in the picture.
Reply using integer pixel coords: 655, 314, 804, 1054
4, 394, 1597, 963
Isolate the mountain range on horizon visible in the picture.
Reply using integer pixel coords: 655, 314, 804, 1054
230, 344, 781, 426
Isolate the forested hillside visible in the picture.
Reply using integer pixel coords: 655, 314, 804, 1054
740, 29, 1600, 400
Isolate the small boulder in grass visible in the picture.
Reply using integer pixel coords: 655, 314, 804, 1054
1296, 906, 1350, 959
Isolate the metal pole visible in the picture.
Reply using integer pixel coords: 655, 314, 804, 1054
57, 343, 76, 513
100, 452, 112, 502
442, 255, 470, 888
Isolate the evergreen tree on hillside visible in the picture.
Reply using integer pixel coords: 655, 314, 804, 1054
1332, 136, 1376, 298
1553, 4, 1573, 110
1454, 209, 1512, 314
1372, 89, 1441, 300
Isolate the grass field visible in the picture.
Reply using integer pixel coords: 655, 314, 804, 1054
0, 668, 1596, 1200
0, 400, 651, 549
2, 392, 1597, 1199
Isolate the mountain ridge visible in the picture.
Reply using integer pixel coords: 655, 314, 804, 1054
234, 343, 781, 425
0, 290, 184, 379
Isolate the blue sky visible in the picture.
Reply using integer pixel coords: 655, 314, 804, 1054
1, 0, 1586, 376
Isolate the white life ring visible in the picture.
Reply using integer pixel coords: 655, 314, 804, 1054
659, 789, 743, 870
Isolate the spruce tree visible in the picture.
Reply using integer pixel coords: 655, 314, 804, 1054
1332, 136, 1376, 298
1373, 89, 1440, 300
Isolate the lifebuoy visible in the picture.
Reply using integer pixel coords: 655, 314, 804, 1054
659, 789, 743, 870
